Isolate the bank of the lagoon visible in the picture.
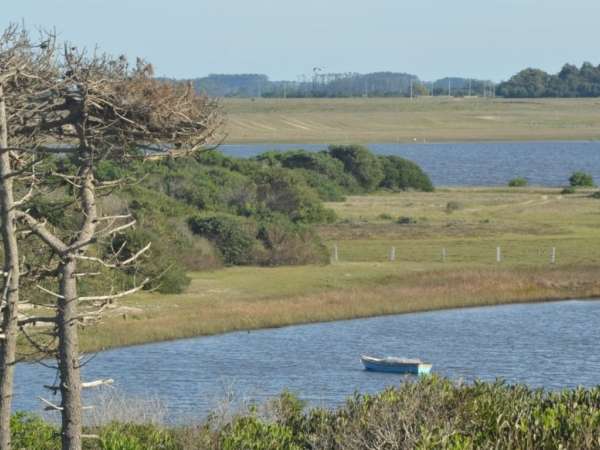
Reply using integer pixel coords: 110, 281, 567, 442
220, 140, 600, 187
14, 299, 600, 421
223, 97, 600, 144
63, 185, 600, 354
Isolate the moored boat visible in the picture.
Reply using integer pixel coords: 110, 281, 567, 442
361, 355, 432, 375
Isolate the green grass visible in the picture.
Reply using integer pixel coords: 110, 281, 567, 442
321, 187, 600, 265
222, 97, 600, 143
66, 187, 600, 353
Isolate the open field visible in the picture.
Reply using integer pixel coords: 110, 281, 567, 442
72, 187, 600, 353
222, 97, 600, 143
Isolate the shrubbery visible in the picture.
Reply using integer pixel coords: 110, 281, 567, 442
188, 214, 258, 265
12, 376, 600, 449
328, 144, 384, 191
569, 171, 594, 187
508, 177, 528, 187
380, 155, 434, 191
37, 145, 432, 289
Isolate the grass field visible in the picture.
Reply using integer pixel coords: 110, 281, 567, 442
73, 187, 600, 353
222, 97, 600, 143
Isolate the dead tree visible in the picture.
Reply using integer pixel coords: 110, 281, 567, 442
12, 47, 222, 450
0, 26, 57, 450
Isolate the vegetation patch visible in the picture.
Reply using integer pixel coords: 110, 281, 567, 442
12, 377, 600, 449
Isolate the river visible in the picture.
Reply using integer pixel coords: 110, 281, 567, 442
13, 299, 600, 421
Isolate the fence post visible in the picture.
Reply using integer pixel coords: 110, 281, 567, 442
496, 246, 501, 263
441, 247, 447, 263
389, 246, 396, 262
551, 247, 556, 264
332, 244, 339, 263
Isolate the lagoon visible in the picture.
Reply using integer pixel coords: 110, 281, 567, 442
221, 140, 600, 187
13, 299, 600, 421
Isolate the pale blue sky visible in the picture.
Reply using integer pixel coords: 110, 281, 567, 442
3, 0, 598, 82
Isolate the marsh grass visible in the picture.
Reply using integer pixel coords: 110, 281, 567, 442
79, 264, 600, 353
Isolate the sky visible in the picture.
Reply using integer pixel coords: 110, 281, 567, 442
3, 0, 599, 82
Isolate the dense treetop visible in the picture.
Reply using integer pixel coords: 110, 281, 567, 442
497, 62, 600, 97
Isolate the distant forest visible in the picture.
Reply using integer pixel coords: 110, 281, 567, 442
177, 62, 600, 99
496, 63, 600, 97
186, 72, 495, 98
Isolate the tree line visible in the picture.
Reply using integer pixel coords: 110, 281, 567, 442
495, 62, 600, 98
187, 72, 493, 98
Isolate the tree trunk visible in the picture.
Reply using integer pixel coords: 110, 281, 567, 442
57, 258, 82, 450
57, 146, 95, 450
0, 84, 21, 450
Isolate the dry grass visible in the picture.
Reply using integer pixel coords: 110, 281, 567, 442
80, 265, 600, 353
223, 97, 600, 143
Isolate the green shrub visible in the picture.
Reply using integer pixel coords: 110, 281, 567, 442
379, 155, 434, 191
221, 416, 302, 450
561, 186, 577, 195
99, 423, 175, 450
328, 144, 384, 191
569, 171, 594, 187
254, 168, 336, 223
95, 160, 126, 182
110, 228, 191, 294
256, 149, 360, 196
10, 413, 59, 450
256, 216, 329, 266
189, 213, 258, 265
508, 177, 528, 187
378, 213, 393, 220
590, 191, 600, 199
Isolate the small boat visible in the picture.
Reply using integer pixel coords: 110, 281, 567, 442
361, 355, 432, 375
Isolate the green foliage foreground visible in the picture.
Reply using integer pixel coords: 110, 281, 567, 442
12, 376, 600, 449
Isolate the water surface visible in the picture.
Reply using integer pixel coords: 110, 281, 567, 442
13, 299, 600, 421
221, 141, 600, 187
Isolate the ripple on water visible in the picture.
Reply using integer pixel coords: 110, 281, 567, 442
13, 299, 600, 422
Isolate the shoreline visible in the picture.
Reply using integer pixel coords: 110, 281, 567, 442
76, 264, 600, 354
81, 288, 599, 355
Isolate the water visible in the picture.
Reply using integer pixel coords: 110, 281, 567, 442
13, 300, 600, 421
220, 141, 600, 187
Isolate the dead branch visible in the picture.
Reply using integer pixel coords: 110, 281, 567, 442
78, 278, 149, 302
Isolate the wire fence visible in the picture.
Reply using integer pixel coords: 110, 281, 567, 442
327, 239, 600, 266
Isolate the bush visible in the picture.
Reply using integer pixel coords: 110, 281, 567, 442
256, 216, 329, 266
561, 186, 577, 195
189, 213, 258, 265
99, 423, 175, 450
379, 155, 434, 191
508, 177, 528, 187
110, 228, 192, 294
328, 144, 384, 191
253, 168, 336, 223
569, 171, 594, 187
397, 216, 417, 225
10, 413, 59, 450
220, 416, 301, 450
